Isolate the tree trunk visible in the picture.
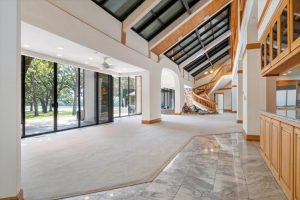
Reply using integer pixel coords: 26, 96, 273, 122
40, 98, 48, 113
72, 73, 78, 116
30, 103, 33, 111
33, 99, 39, 116
49, 99, 53, 112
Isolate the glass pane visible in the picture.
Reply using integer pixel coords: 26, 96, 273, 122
293, 0, 300, 41
24, 56, 54, 135
103, 0, 143, 20
98, 73, 109, 123
140, 19, 163, 40
57, 64, 79, 130
287, 90, 297, 106
129, 77, 136, 115
261, 43, 265, 69
120, 77, 129, 116
113, 77, 120, 117
80, 70, 96, 127
266, 34, 270, 65
158, 1, 185, 24
136, 76, 142, 114
272, 22, 278, 60
280, 7, 288, 52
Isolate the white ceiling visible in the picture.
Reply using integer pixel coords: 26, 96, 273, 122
21, 22, 145, 75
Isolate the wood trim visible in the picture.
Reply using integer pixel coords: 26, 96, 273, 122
141, 118, 161, 124
121, 23, 126, 45
0, 190, 23, 200
232, 85, 237, 87
246, 43, 261, 49
236, 119, 243, 124
237, 70, 243, 74
276, 80, 298, 87
174, 112, 182, 115
243, 130, 260, 141
257, 0, 271, 29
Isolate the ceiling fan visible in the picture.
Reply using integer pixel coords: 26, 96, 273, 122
99, 57, 118, 70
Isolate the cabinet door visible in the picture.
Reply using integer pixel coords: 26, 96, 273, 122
280, 123, 294, 200
291, 0, 300, 50
294, 128, 300, 200
260, 116, 266, 154
265, 117, 272, 164
270, 119, 280, 181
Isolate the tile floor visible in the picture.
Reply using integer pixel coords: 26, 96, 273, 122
64, 133, 286, 200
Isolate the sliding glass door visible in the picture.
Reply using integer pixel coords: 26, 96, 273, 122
23, 56, 55, 136
113, 76, 142, 117
22, 55, 113, 138
57, 64, 79, 130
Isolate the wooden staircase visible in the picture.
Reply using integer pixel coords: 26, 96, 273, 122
192, 64, 232, 112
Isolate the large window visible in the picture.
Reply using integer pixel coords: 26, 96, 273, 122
22, 55, 113, 137
113, 76, 142, 117
161, 88, 175, 111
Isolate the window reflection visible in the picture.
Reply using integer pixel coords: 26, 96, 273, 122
280, 7, 288, 52
293, 0, 300, 41
266, 34, 270, 65
272, 22, 278, 60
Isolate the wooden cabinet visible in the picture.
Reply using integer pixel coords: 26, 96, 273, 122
265, 117, 272, 164
260, 114, 300, 200
294, 128, 300, 200
280, 122, 294, 200
270, 119, 280, 181
291, 0, 300, 50
260, 116, 266, 156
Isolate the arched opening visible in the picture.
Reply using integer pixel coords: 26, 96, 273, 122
161, 68, 181, 114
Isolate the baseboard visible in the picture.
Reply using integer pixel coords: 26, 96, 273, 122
243, 131, 260, 141
236, 120, 243, 124
141, 118, 161, 124
223, 109, 232, 112
0, 190, 23, 200
174, 112, 182, 115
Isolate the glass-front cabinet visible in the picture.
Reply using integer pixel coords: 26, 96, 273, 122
260, 0, 300, 75
291, 0, 300, 49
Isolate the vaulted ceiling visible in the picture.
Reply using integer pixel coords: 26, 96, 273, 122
92, 0, 234, 77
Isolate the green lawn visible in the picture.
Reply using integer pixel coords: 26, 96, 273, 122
25, 110, 74, 119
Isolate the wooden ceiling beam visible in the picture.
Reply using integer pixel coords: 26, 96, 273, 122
150, 0, 232, 56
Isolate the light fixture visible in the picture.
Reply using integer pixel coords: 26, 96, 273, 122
204, 71, 208, 75
84, 61, 89, 65
210, 70, 214, 74
57, 47, 63, 50
84, 196, 90, 200
57, 54, 62, 57
282, 73, 287, 76
288, 71, 292, 74
23, 44, 30, 48
88, 57, 93, 60
109, 193, 114, 197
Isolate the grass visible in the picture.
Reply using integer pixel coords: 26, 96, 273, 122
25, 110, 74, 119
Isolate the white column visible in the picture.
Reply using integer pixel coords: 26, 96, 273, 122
237, 72, 243, 122
0, 0, 22, 199
231, 86, 237, 112
243, 48, 267, 135
141, 68, 161, 122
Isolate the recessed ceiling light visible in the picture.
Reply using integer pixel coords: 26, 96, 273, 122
57, 47, 63, 50
57, 54, 62, 57
84, 196, 90, 200
23, 44, 30, 48
204, 71, 208, 75
88, 57, 93, 60
282, 73, 287, 76
210, 70, 214, 74
84, 61, 89, 65
288, 71, 292, 74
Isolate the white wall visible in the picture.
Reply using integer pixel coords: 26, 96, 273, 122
0, 0, 21, 198
47, 0, 122, 42
126, 29, 149, 57
231, 86, 237, 112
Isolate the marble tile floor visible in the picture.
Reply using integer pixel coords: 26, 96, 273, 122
63, 133, 286, 200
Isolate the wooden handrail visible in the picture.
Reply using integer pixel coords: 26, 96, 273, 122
192, 91, 216, 112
